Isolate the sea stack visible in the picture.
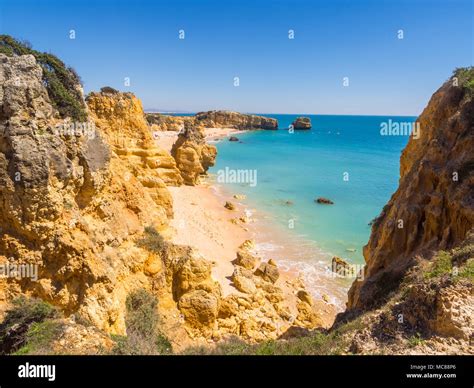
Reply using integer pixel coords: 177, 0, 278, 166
292, 117, 312, 130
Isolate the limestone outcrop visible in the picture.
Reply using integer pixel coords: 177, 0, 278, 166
292, 116, 312, 129
86, 90, 183, 188
195, 110, 278, 130
145, 113, 194, 132
0, 54, 184, 336
347, 70, 474, 311
171, 122, 217, 185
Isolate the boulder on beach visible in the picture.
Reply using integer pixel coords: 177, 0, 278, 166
235, 249, 260, 270
229, 136, 239, 142
315, 197, 334, 205
255, 261, 280, 283
224, 201, 235, 210
292, 117, 312, 130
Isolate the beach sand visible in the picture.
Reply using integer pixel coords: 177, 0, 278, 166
154, 127, 244, 152
167, 181, 339, 327
160, 127, 341, 327
168, 182, 251, 296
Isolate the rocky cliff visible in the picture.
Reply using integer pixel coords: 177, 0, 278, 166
0, 53, 179, 334
347, 70, 474, 311
0, 49, 325, 353
195, 110, 278, 130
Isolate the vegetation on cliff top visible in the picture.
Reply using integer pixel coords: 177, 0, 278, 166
0, 35, 87, 121
453, 66, 474, 95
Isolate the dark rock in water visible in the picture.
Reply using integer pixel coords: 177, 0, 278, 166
229, 136, 239, 142
292, 117, 312, 130
315, 197, 334, 205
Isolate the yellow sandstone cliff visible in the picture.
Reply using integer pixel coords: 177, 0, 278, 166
0, 54, 324, 352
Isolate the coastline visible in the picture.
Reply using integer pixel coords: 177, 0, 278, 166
159, 127, 348, 327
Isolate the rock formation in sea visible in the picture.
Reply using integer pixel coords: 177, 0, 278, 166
292, 116, 312, 129
195, 110, 278, 130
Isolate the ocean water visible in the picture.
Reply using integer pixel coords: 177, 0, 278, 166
208, 114, 416, 267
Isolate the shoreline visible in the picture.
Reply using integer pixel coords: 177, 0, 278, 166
167, 181, 340, 328
206, 178, 351, 308
154, 127, 246, 153
161, 127, 350, 327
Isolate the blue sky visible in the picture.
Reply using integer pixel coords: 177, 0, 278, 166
0, 0, 472, 115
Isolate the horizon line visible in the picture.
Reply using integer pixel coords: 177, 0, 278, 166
144, 110, 419, 118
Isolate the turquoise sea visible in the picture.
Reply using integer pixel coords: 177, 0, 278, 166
208, 114, 416, 267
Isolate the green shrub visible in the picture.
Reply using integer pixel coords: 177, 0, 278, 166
0, 35, 87, 121
111, 289, 171, 355
453, 67, 474, 95
459, 259, 474, 282
137, 226, 167, 255
424, 251, 453, 279
0, 297, 59, 354
407, 333, 424, 348
184, 318, 364, 355
14, 320, 64, 355
125, 289, 159, 338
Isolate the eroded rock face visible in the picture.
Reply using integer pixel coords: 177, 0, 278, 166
0, 54, 110, 233
171, 122, 217, 185
86, 90, 183, 188
195, 110, 278, 130
347, 74, 474, 311
0, 55, 182, 336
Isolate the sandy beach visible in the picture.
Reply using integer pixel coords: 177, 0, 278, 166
167, 183, 251, 295
168, 181, 339, 327
160, 127, 341, 327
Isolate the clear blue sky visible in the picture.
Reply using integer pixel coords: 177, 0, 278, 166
0, 0, 472, 115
